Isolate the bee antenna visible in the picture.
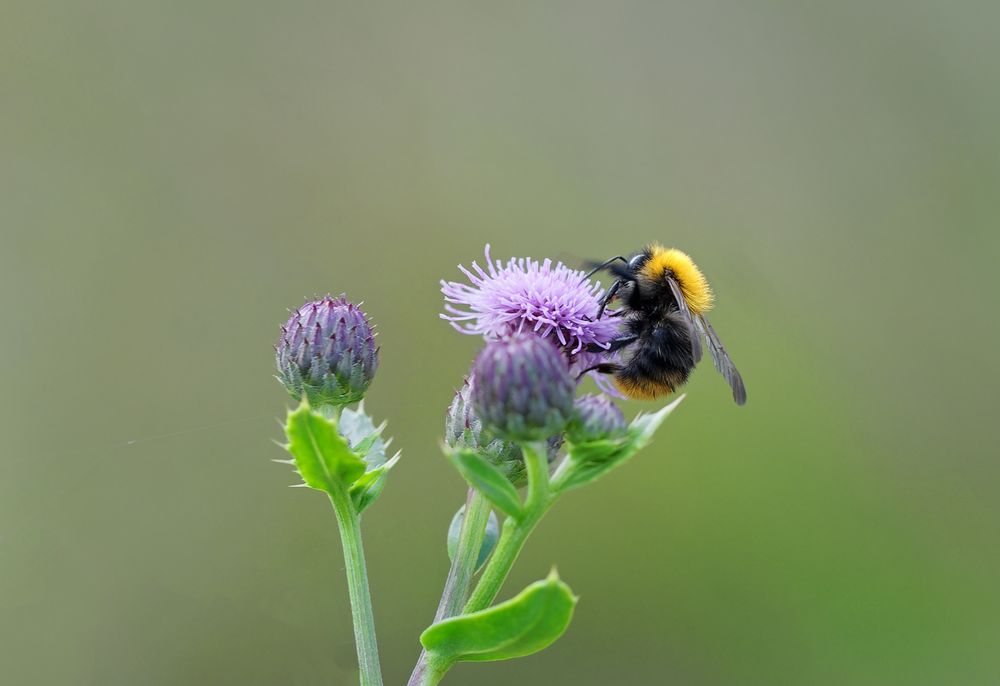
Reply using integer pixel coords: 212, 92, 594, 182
584, 256, 628, 280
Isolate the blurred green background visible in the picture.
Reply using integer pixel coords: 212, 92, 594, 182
2, 1, 998, 684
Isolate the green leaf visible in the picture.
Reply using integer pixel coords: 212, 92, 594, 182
338, 402, 390, 467
420, 571, 577, 664
447, 446, 523, 519
283, 399, 366, 494
554, 395, 684, 493
337, 402, 400, 511
350, 452, 401, 513
448, 505, 500, 572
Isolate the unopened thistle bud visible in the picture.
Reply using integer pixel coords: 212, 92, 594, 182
446, 377, 525, 482
567, 394, 626, 442
470, 334, 574, 442
275, 296, 378, 406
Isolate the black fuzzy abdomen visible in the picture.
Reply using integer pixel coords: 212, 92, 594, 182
616, 312, 695, 399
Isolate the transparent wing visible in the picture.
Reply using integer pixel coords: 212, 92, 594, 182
695, 314, 747, 405
665, 276, 703, 363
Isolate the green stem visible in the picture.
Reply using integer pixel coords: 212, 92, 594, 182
437, 488, 492, 621
549, 453, 575, 489
329, 489, 383, 686
414, 657, 451, 686
407, 488, 491, 686
416, 441, 557, 685
464, 441, 553, 613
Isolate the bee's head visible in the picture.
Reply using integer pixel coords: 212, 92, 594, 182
602, 251, 647, 281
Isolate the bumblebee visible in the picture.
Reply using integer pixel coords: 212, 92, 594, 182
585, 245, 746, 405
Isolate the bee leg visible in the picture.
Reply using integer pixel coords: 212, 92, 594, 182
584, 334, 639, 354
576, 362, 622, 378
595, 280, 624, 319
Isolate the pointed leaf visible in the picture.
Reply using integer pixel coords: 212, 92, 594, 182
554, 395, 683, 492
338, 403, 389, 467
352, 433, 381, 458
447, 447, 523, 519
283, 400, 366, 494
350, 452, 401, 512
420, 572, 577, 664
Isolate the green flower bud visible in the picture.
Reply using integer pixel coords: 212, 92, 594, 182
567, 394, 626, 442
446, 377, 525, 484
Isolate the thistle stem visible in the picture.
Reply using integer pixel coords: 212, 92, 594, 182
407, 488, 491, 686
329, 489, 383, 686
412, 441, 557, 686
438, 488, 492, 620
464, 441, 553, 613
412, 658, 450, 686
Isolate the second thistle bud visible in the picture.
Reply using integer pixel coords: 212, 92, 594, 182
471, 334, 575, 442
567, 394, 627, 443
276, 295, 378, 406
446, 377, 525, 482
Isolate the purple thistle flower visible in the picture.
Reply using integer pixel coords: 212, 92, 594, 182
441, 245, 622, 356
276, 295, 378, 406
471, 334, 575, 442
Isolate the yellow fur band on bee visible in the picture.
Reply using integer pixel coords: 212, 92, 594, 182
639, 245, 714, 314
614, 376, 672, 400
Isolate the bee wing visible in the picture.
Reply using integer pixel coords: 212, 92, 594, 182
695, 314, 747, 405
665, 276, 703, 363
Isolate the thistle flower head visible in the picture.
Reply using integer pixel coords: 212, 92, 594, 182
567, 394, 627, 442
276, 295, 378, 406
441, 245, 621, 355
471, 334, 575, 442
446, 377, 525, 482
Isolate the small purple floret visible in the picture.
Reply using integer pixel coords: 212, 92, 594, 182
441, 245, 621, 355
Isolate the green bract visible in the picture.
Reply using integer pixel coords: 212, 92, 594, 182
420, 571, 577, 665
340, 402, 391, 467
282, 399, 399, 512
553, 395, 684, 493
